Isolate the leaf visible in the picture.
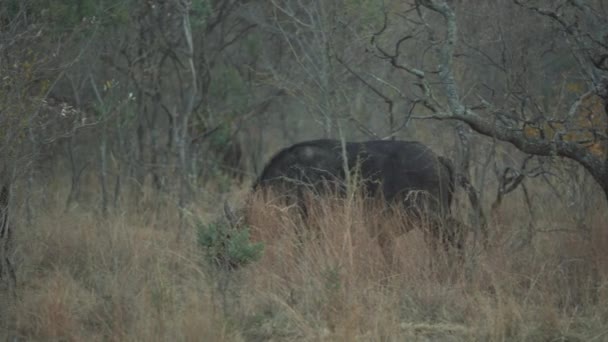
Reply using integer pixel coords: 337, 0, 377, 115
566, 82, 583, 94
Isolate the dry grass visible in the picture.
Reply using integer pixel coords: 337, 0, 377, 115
1, 178, 607, 341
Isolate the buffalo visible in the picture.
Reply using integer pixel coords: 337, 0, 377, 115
224, 139, 465, 266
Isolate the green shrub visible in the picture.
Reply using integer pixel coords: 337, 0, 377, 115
197, 220, 264, 270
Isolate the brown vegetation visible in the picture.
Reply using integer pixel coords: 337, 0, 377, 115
2, 176, 606, 341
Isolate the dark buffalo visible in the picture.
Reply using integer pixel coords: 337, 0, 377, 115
226, 139, 463, 265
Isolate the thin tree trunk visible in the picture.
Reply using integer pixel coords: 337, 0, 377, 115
64, 138, 88, 212
26, 116, 37, 225
98, 115, 109, 217
176, 4, 198, 238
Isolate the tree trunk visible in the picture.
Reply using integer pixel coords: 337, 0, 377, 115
99, 117, 109, 217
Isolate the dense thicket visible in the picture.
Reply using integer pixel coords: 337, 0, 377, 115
1, 0, 606, 216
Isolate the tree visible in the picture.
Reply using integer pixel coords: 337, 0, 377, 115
246, 0, 409, 141
373, 0, 608, 202
1, 0, 100, 219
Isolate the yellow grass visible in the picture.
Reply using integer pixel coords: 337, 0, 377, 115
2, 177, 607, 341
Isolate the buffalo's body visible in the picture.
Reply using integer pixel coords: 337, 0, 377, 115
250, 139, 459, 262
255, 139, 454, 217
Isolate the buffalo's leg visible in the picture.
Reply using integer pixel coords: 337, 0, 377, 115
377, 230, 396, 268
442, 217, 466, 267
425, 217, 466, 271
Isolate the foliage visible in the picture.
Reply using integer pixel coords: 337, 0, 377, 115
208, 123, 233, 148
197, 220, 264, 270
1, 0, 132, 31
522, 93, 607, 158
209, 63, 250, 112
345, 0, 385, 28
191, 0, 212, 28
244, 32, 263, 58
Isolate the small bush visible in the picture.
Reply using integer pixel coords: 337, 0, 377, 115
197, 220, 264, 270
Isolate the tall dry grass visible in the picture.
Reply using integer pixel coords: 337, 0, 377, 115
2, 178, 607, 341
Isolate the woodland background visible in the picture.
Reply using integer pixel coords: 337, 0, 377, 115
1, 0, 607, 340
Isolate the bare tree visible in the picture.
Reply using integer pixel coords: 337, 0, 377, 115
373, 0, 608, 202
247, 0, 401, 140
1, 1, 101, 219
